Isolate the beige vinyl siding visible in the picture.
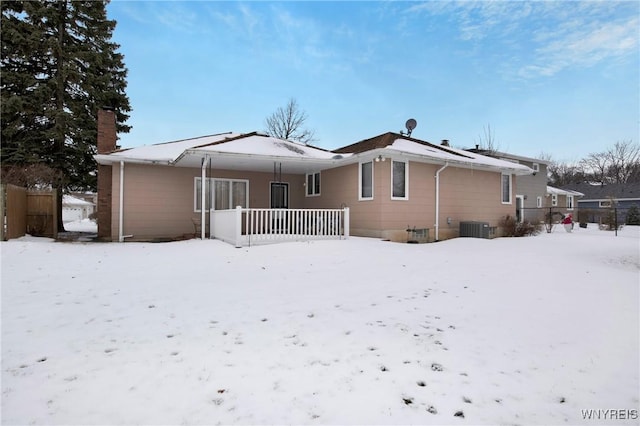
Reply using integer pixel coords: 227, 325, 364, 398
302, 160, 516, 241
110, 163, 304, 241
109, 160, 517, 242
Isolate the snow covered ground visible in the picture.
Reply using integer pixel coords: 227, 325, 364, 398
1, 225, 638, 425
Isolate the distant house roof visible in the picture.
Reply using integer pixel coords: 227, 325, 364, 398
466, 148, 551, 165
63, 194, 94, 207
560, 182, 640, 201
547, 186, 584, 197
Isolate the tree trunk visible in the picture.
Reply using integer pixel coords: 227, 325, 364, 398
55, 0, 66, 232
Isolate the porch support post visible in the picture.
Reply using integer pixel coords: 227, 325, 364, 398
201, 157, 207, 240
235, 205, 242, 248
343, 207, 350, 239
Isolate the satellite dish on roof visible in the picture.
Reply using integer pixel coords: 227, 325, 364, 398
401, 118, 417, 137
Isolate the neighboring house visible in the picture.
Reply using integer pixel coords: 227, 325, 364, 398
545, 186, 583, 220
467, 147, 549, 224
94, 110, 532, 244
62, 194, 95, 223
560, 182, 640, 224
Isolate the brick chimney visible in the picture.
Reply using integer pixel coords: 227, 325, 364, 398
97, 108, 117, 154
97, 108, 117, 240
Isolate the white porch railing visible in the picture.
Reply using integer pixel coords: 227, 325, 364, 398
210, 207, 350, 247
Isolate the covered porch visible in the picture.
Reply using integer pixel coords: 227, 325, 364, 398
209, 206, 350, 247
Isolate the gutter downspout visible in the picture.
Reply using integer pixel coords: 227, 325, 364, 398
118, 160, 124, 242
434, 162, 449, 241
201, 157, 207, 240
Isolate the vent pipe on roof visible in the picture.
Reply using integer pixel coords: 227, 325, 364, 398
441, 139, 450, 147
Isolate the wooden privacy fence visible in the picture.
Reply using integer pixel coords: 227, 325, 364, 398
1, 184, 58, 240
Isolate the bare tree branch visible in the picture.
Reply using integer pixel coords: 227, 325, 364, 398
264, 98, 316, 145
580, 152, 609, 185
474, 123, 500, 153
605, 140, 639, 184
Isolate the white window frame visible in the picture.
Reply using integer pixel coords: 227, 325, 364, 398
194, 177, 249, 212
566, 195, 574, 210
551, 193, 558, 206
515, 195, 525, 223
501, 173, 512, 204
194, 177, 211, 212
599, 200, 612, 208
359, 161, 374, 201
391, 160, 409, 200
532, 163, 540, 174
536, 196, 542, 208
305, 172, 321, 197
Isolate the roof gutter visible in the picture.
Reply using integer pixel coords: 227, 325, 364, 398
181, 149, 348, 165
347, 148, 532, 176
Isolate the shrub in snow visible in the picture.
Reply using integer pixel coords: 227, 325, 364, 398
603, 209, 622, 230
499, 215, 542, 237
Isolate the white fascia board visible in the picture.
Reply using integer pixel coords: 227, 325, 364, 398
179, 149, 347, 168
350, 148, 533, 175
94, 154, 173, 166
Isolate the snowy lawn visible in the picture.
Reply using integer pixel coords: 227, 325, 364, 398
1, 225, 638, 425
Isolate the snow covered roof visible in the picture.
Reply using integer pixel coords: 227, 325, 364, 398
94, 130, 532, 175
386, 138, 532, 175
62, 194, 94, 206
95, 132, 240, 165
184, 133, 342, 160
335, 133, 532, 175
547, 186, 584, 197
95, 132, 346, 172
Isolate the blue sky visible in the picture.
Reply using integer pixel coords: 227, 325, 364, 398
107, 1, 639, 161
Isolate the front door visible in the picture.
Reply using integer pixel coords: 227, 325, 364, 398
270, 182, 289, 233
270, 182, 289, 209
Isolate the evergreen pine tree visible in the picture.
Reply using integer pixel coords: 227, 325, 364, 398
1, 0, 131, 229
626, 204, 640, 225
